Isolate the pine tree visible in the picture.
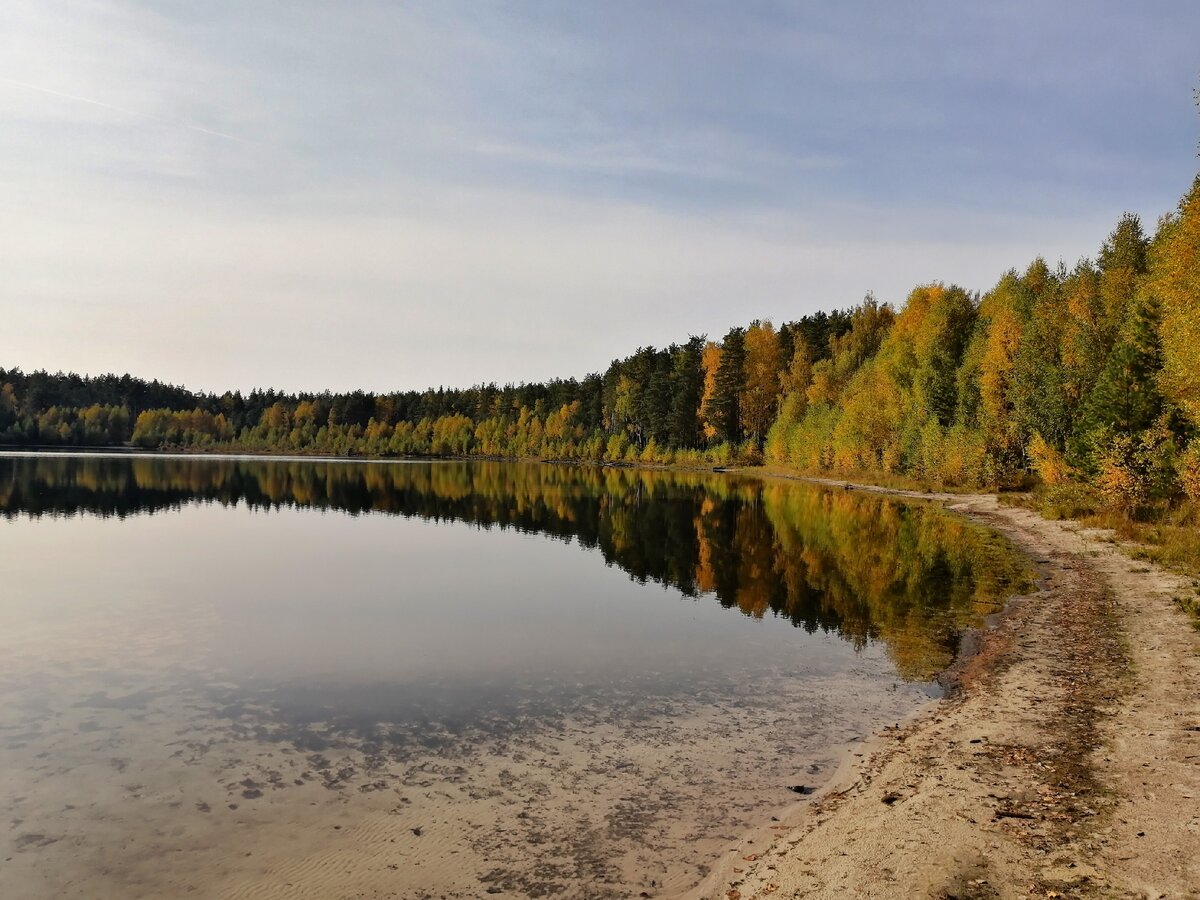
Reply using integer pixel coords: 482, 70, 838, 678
713, 327, 745, 444
1079, 294, 1165, 448
645, 349, 675, 445
667, 337, 704, 448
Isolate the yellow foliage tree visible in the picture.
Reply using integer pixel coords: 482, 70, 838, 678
1178, 441, 1200, 502
740, 320, 784, 442
1028, 433, 1071, 485
977, 277, 1024, 454
699, 341, 722, 441
1151, 175, 1200, 427
778, 338, 813, 414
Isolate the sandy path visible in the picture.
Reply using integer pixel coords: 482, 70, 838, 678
695, 482, 1200, 899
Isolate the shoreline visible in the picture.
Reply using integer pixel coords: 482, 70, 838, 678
692, 478, 1200, 899
682, 475, 1021, 899
4, 450, 1198, 895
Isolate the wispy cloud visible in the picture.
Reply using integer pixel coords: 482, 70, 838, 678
0, 76, 255, 144
471, 138, 842, 183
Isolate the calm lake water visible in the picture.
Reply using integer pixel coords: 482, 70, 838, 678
0, 454, 1030, 899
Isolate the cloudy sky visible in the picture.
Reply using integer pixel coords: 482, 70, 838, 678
2, 1, 1198, 393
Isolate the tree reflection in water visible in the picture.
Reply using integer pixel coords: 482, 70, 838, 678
0, 454, 1032, 679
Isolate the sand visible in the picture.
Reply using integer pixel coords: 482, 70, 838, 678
697, 481, 1200, 899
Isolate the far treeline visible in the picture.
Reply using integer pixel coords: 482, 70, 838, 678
2, 174, 1198, 508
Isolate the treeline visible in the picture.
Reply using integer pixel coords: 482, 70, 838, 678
2, 173, 1197, 505
0, 313, 852, 465
766, 175, 1200, 508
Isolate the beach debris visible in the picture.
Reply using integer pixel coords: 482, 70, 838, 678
993, 808, 1037, 820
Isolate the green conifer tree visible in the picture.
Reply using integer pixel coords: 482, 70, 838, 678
713, 327, 745, 444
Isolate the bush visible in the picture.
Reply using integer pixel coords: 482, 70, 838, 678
707, 442, 732, 466
1095, 434, 1149, 513
1037, 482, 1104, 520
1179, 441, 1200, 502
735, 439, 763, 466
1028, 433, 1072, 486
604, 431, 631, 461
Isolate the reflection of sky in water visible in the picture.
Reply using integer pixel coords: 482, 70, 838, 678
3, 501, 901, 730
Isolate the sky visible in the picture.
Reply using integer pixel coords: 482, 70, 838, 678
2, 1, 1198, 394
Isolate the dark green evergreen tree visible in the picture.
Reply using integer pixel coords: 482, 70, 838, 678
713, 327, 745, 444
645, 349, 675, 445
667, 337, 704, 447
1076, 294, 1165, 463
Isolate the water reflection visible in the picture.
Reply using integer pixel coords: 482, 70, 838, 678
0, 453, 1030, 680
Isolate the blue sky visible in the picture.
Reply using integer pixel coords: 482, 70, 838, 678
2, 1, 1197, 392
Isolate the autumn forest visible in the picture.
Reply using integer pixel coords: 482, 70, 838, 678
3, 174, 1199, 509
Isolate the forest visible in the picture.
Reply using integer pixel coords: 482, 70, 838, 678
2, 173, 1198, 511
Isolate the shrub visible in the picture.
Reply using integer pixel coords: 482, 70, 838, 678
1179, 441, 1200, 502
604, 431, 631, 461
708, 442, 732, 466
1028, 433, 1072, 486
1095, 434, 1149, 514
1037, 482, 1104, 519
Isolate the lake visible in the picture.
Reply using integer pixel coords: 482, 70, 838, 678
0, 454, 1031, 899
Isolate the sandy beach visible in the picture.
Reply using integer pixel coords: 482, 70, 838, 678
697, 481, 1200, 899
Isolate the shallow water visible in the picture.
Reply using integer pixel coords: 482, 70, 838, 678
0, 454, 1030, 899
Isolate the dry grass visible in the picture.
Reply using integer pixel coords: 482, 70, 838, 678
1002, 484, 1200, 621
749, 463, 991, 495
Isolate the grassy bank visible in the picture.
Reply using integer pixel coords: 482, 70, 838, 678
996, 483, 1200, 620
